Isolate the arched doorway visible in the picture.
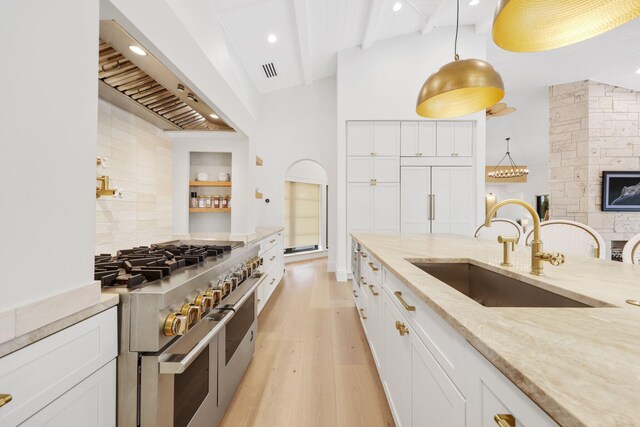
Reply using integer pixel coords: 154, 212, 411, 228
283, 160, 329, 259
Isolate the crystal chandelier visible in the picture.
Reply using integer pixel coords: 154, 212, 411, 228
488, 138, 529, 179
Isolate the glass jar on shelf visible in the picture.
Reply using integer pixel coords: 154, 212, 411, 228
213, 195, 220, 208
198, 195, 207, 208
205, 196, 213, 208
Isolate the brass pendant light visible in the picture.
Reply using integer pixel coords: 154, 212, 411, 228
493, 0, 640, 52
416, 0, 505, 119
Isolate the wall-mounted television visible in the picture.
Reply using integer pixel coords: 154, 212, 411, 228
602, 171, 640, 212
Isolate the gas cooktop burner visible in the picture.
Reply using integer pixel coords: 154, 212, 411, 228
94, 242, 241, 288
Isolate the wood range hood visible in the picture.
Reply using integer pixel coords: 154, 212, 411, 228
99, 20, 233, 132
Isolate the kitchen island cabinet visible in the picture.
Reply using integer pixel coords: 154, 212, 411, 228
253, 229, 284, 315
351, 232, 640, 427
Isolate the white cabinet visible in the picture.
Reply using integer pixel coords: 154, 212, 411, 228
431, 167, 474, 235
21, 360, 116, 427
411, 332, 465, 427
401, 122, 437, 157
401, 166, 474, 236
256, 231, 285, 315
372, 183, 400, 233
347, 122, 374, 156
383, 291, 412, 427
437, 122, 473, 157
347, 157, 400, 183
466, 346, 558, 427
364, 278, 384, 372
348, 183, 399, 235
0, 308, 117, 427
347, 122, 400, 156
400, 167, 431, 234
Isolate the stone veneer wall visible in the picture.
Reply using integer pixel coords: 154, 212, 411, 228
549, 80, 640, 255
95, 99, 173, 255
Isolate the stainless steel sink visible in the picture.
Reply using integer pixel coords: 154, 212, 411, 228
412, 262, 591, 308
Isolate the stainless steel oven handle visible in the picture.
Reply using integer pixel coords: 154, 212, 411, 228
159, 316, 230, 375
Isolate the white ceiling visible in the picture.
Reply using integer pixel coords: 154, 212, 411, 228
215, 0, 497, 93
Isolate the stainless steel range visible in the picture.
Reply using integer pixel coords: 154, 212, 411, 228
97, 240, 263, 427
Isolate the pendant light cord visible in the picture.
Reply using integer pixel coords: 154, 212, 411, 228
454, 0, 460, 60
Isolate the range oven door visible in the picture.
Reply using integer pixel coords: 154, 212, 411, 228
140, 313, 228, 427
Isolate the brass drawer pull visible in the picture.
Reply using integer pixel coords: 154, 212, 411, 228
360, 276, 367, 285
269, 239, 276, 243
494, 414, 515, 427
270, 278, 276, 284
0, 394, 13, 408
368, 262, 379, 272
368, 284, 379, 296
353, 290, 358, 298
394, 291, 416, 311
360, 308, 367, 320
270, 256, 276, 261
395, 321, 409, 336
361, 253, 367, 258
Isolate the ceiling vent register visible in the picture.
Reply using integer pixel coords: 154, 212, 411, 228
262, 62, 278, 78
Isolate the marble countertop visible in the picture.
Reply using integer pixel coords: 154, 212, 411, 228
351, 233, 640, 427
0, 294, 119, 358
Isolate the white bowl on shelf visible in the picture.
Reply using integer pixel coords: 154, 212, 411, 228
196, 172, 209, 181
218, 173, 230, 182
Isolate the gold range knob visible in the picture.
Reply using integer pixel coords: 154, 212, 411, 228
164, 313, 188, 337
195, 294, 213, 312
206, 288, 223, 305
181, 303, 202, 325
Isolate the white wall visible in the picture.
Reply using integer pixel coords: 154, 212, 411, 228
254, 77, 338, 270
170, 132, 254, 239
0, 0, 99, 316
336, 28, 488, 280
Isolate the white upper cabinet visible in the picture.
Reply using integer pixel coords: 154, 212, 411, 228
347, 121, 400, 156
347, 122, 374, 156
401, 167, 431, 234
373, 183, 400, 233
431, 167, 474, 235
347, 157, 373, 182
373, 122, 401, 156
436, 122, 473, 157
373, 157, 400, 182
401, 122, 437, 157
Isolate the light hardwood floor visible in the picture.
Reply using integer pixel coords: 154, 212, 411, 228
220, 258, 395, 427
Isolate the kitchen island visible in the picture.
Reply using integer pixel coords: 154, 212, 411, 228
351, 232, 640, 427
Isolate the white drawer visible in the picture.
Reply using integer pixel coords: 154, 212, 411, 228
384, 271, 467, 394
259, 233, 281, 255
0, 308, 117, 426
261, 244, 279, 275
362, 251, 382, 284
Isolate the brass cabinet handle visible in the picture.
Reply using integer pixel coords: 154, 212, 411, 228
360, 276, 367, 285
360, 308, 367, 320
0, 394, 13, 408
270, 278, 276, 284
395, 321, 409, 336
361, 253, 367, 258
394, 291, 416, 311
494, 414, 515, 427
269, 239, 275, 243
353, 290, 358, 298
368, 284, 379, 296
368, 262, 379, 272
270, 256, 276, 261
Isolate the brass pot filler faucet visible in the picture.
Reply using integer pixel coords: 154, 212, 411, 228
484, 199, 564, 276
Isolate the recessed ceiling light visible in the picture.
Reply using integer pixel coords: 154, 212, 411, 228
128, 45, 147, 56
267, 34, 278, 44
209, 113, 219, 119
392, 2, 403, 12
636, 68, 640, 74
469, 0, 480, 5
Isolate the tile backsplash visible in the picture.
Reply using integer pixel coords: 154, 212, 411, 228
95, 99, 173, 254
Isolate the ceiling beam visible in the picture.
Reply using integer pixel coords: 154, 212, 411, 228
293, 0, 312, 85
421, 0, 455, 34
362, 0, 385, 49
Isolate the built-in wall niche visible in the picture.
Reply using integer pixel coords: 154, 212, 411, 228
188, 152, 231, 234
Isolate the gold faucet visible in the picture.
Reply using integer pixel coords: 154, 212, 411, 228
96, 175, 117, 198
484, 199, 565, 276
